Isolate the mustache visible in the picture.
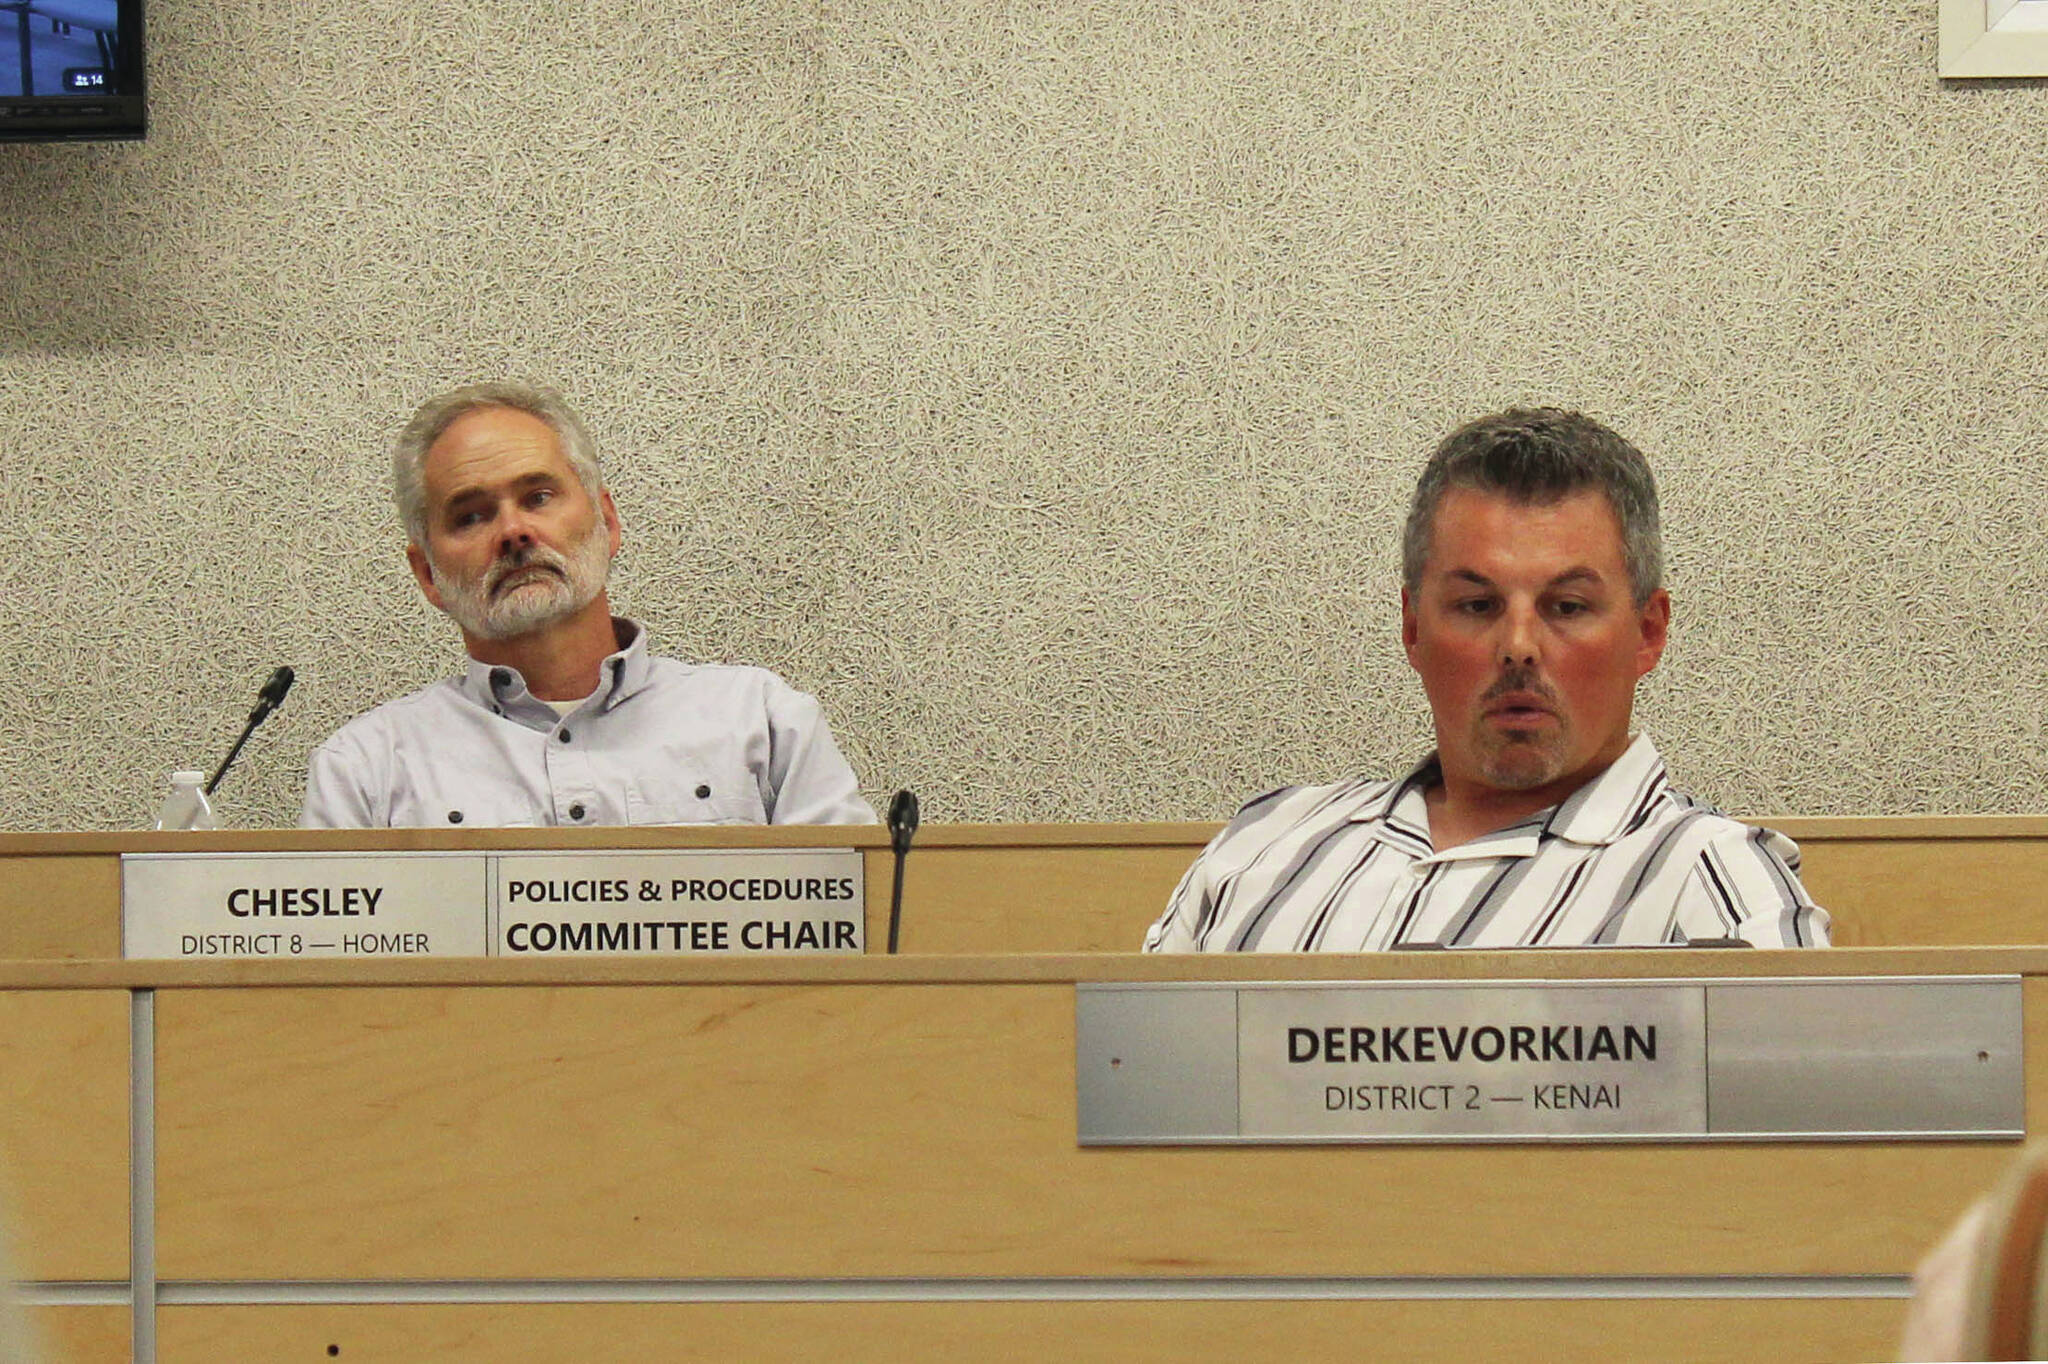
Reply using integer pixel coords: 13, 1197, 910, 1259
486, 544, 570, 597
1480, 666, 1560, 707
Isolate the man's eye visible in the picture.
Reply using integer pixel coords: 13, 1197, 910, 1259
1552, 599, 1590, 617
527, 489, 555, 508
1454, 599, 1495, 615
451, 510, 484, 528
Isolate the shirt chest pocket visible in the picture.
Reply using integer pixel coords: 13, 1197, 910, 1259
625, 782, 767, 827
400, 787, 545, 829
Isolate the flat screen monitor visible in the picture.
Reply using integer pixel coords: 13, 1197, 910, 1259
0, 0, 143, 141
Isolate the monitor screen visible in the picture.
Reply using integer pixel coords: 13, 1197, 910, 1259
0, 0, 145, 141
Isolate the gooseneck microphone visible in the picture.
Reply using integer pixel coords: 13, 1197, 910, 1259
205, 666, 296, 796
885, 789, 920, 954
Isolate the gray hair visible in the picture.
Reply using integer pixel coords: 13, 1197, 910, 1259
392, 382, 604, 548
1401, 407, 1663, 605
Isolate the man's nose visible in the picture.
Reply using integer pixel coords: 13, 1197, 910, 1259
495, 506, 537, 554
1498, 602, 1540, 667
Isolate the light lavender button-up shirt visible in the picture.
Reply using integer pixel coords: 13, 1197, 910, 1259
300, 620, 876, 829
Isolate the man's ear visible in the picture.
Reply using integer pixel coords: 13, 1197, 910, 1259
407, 543, 445, 613
1400, 587, 1420, 663
600, 489, 623, 558
1636, 588, 1671, 678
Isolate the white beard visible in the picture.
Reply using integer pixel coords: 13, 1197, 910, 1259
432, 520, 612, 641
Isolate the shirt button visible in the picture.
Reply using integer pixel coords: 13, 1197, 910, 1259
569, 803, 586, 821
558, 729, 572, 743
695, 784, 711, 799
448, 811, 464, 825
1408, 863, 1428, 878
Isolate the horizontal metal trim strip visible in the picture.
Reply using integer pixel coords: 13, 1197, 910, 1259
148, 1276, 1915, 1305
15, 1282, 132, 1306
1084, 973, 2023, 990
1081, 1132, 2025, 1145
4, 949, 2042, 992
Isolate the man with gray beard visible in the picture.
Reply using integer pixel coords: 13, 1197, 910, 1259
300, 383, 875, 828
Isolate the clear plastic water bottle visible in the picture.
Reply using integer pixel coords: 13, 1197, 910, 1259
152, 771, 218, 831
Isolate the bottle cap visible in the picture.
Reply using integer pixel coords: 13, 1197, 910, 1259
171, 770, 206, 784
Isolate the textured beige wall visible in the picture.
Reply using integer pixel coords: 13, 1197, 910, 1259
0, 0, 2043, 829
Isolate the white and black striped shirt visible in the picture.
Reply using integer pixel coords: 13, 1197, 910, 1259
1145, 735, 1829, 953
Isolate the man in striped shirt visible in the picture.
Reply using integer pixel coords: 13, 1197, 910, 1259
1147, 408, 1829, 953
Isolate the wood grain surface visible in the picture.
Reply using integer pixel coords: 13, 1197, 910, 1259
0, 991, 128, 1280
152, 1298, 1906, 1363
152, 976, 2025, 1281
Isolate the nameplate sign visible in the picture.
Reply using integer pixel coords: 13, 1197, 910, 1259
122, 853, 490, 960
1076, 977, 2023, 1144
491, 850, 863, 957
122, 849, 865, 959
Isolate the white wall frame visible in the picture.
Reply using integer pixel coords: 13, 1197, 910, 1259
1941, 0, 2048, 76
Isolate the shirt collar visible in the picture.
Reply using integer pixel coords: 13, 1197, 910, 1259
1346, 733, 1669, 856
458, 616, 655, 717
1342, 753, 1441, 856
1539, 732, 1668, 846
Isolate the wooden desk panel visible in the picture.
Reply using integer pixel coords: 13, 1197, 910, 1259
1794, 837, 2048, 947
886, 841, 1197, 953
33, 1306, 130, 1364
154, 1299, 1906, 1364
155, 976, 2016, 1282
891, 820, 2048, 952
0, 855, 120, 958
882, 819, 2048, 952
0, 991, 128, 1280
6, 818, 2048, 956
